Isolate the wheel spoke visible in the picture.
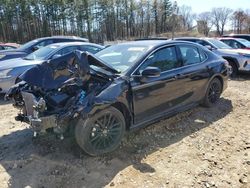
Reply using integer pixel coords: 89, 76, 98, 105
88, 111, 124, 151
90, 134, 101, 143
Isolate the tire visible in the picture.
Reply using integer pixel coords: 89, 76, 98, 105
75, 106, 125, 156
228, 61, 238, 78
203, 78, 222, 107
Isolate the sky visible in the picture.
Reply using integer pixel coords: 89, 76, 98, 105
176, 0, 250, 13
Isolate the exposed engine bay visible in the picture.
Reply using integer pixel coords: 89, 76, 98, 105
5, 51, 117, 137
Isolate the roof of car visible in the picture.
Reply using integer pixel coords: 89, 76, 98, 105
175, 37, 200, 40
36, 36, 89, 42
223, 34, 250, 37
46, 42, 103, 48
112, 40, 201, 48
218, 37, 247, 41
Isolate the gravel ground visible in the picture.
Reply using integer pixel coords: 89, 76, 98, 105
0, 75, 249, 188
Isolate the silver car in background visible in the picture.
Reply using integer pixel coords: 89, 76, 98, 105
175, 37, 250, 77
0, 42, 104, 93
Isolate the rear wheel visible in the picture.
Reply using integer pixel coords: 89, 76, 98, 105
203, 78, 222, 107
75, 106, 125, 156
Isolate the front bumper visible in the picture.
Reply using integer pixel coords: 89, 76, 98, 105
238, 57, 250, 72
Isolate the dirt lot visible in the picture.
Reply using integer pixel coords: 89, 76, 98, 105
0, 75, 249, 188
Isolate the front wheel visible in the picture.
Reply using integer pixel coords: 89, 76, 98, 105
203, 78, 222, 107
75, 106, 125, 156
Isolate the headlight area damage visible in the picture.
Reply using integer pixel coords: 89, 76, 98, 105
5, 50, 129, 144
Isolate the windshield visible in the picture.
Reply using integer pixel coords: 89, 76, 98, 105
24, 45, 58, 60
238, 39, 250, 47
18, 39, 39, 50
207, 39, 232, 49
95, 44, 150, 72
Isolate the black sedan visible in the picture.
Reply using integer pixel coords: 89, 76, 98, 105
0, 36, 88, 61
7, 40, 230, 156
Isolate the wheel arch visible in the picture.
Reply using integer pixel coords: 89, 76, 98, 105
111, 102, 132, 130
222, 56, 239, 68
205, 74, 224, 95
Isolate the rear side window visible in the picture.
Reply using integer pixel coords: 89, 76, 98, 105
221, 40, 231, 46
179, 46, 205, 65
54, 46, 79, 57
34, 40, 54, 49
230, 40, 243, 48
139, 46, 181, 72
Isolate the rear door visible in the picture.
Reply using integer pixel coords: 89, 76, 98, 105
176, 44, 210, 104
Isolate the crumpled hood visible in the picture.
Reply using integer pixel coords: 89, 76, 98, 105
19, 50, 118, 90
0, 58, 44, 70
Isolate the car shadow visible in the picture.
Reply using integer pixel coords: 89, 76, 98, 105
0, 97, 233, 188
231, 73, 250, 81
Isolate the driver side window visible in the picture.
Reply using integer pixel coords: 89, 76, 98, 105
139, 46, 180, 73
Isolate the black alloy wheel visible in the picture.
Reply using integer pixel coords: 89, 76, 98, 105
75, 106, 125, 156
203, 78, 222, 107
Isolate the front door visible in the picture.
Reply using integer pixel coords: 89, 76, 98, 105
130, 45, 192, 124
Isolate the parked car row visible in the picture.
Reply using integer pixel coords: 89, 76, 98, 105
0, 36, 88, 61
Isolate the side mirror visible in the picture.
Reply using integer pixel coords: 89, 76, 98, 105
52, 54, 62, 59
204, 45, 214, 51
141, 66, 161, 81
32, 46, 39, 52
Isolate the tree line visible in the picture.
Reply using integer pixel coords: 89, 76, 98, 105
0, 0, 250, 44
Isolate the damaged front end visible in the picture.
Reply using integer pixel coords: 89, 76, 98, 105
6, 50, 115, 137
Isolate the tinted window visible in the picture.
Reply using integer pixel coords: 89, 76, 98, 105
179, 46, 202, 65
139, 46, 180, 72
230, 40, 243, 49
4, 46, 16, 50
196, 40, 210, 46
80, 45, 102, 54
221, 40, 231, 46
19, 39, 39, 50
206, 39, 231, 49
53, 46, 79, 57
34, 39, 54, 49
24, 45, 58, 60
237, 39, 250, 47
